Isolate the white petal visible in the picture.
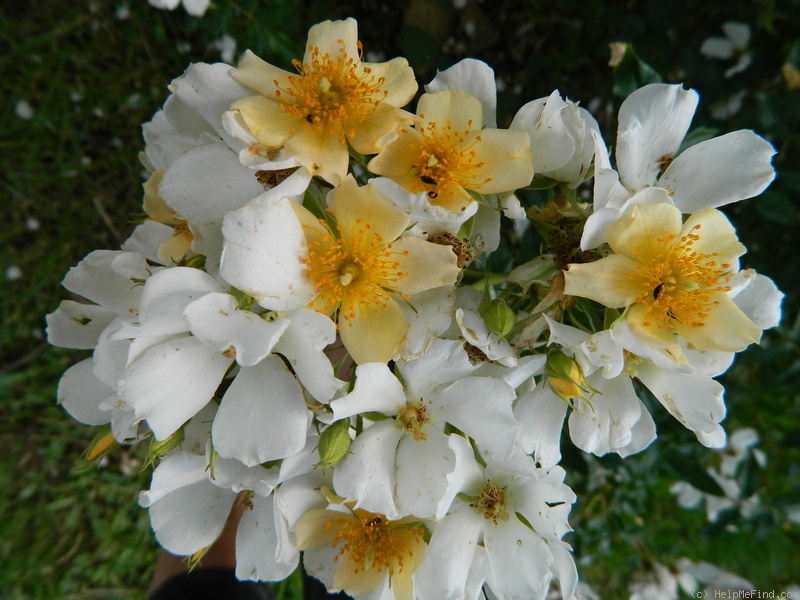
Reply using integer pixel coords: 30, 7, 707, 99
616, 84, 698, 192
618, 401, 657, 457
722, 22, 750, 49
512, 92, 575, 173
484, 517, 552, 600
212, 357, 308, 465
330, 363, 407, 420
273, 308, 343, 403
397, 286, 457, 361
159, 142, 263, 227
236, 495, 299, 581
120, 336, 231, 440
513, 474, 575, 541
659, 130, 776, 211
332, 422, 404, 520
121, 221, 175, 265
591, 129, 629, 213
431, 377, 519, 457
140, 452, 208, 506
396, 338, 479, 400
637, 364, 727, 448
395, 429, 455, 517
456, 307, 519, 366
421, 506, 483, 598
62, 250, 146, 315
472, 201, 501, 253
57, 358, 114, 426
148, 480, 236, 555
700, 37, 736, 59
124, 267, 223, 338
730, 271, 783, 330
581, 329, 625, 379
514, 383, 568, 468
549, 540, 579, 600
220, 199, 315, 310
169, 62, 250, 148
184, 292, 289, 366
46, 301, 117, 350
425, 59, 497, 128
437, 435, 486, 519
568, 375, 641, 456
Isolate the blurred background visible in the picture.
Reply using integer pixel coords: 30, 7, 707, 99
2, 0, 800, 598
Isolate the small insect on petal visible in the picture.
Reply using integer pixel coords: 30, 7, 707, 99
317, 418, 352, 468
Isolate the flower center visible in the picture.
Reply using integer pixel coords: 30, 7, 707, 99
471, 481, 510, 525
410, 120, 489, 200
303, 219, 408, 323
275, 41, 388, 138
329, 512, 422, 576
632, 223, 732, 331
397, 402, 430, 441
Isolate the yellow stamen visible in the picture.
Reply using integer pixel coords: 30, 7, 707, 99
275, 40, 388, 139
328, 511, 423, 576
411, 120, 490, 201
302, 221, 407, 323
471, 481, 510, 525
397, 402, 430, 441
629, 224, 732, 331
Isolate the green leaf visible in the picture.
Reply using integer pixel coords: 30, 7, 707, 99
611, 43, 663, 100
665, 451, 726, 497
756, 190, 796, 224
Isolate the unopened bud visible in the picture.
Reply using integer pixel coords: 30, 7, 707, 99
545, 349, 586, 402
84, 427, 117, 463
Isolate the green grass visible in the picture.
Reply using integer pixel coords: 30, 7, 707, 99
2, 0, 800, 598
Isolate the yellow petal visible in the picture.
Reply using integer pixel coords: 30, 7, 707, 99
458, 128, 533, 194
328, 176, 410, 244
392, 237, 460, 296
625, 303, 685, 350
607, 202, 683, 261
340, 298, 407, 364
143, 170, 178, 224
232, 50, 293, 97
284, 126, 348, 187
333, 555, 387, 597
363, 57, 418, 108
417, 90, 483, 131
305, 19, 359, 64
563, 254, 642, 307
674, 294, 761, 352
294, 509, 351, 550
157, 230, 193, 264
366, 128, 423, 178
231, 95, 296, 148
348, 103, 414, 156
680, 208, 746, 266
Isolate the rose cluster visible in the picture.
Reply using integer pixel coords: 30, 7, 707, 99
47, 18, 782, 600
